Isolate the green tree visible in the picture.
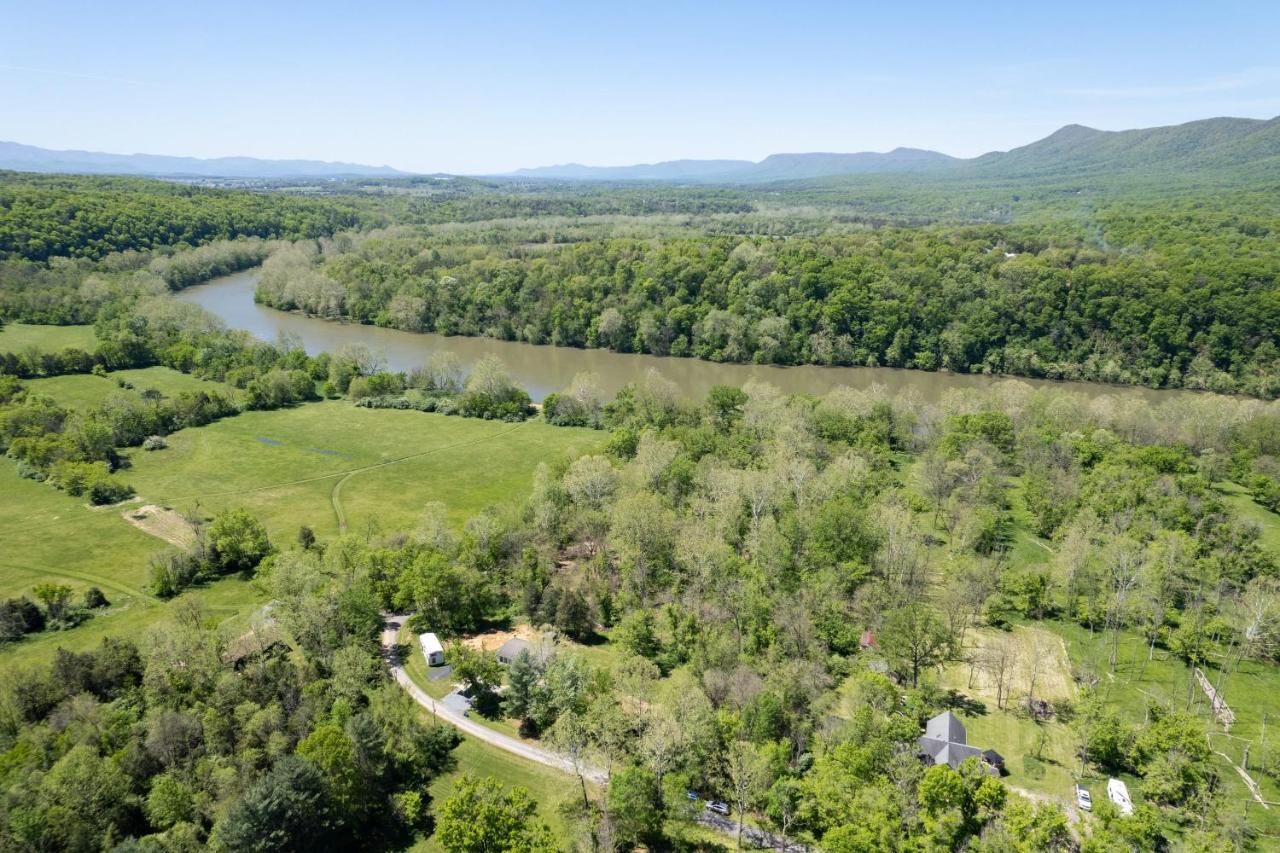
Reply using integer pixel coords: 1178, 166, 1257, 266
880, 604, 954, 687
146, 773, 196, 831
435, 776, 557, 853
216, 756, 337, 852
207, 508, 272, 572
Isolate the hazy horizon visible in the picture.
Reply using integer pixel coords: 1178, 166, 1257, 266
3, 1, 1279, 174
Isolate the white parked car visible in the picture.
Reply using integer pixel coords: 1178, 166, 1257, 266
1107, 778, 1133, 815
706, 800, 730, 816
1075, 784, 1092, 811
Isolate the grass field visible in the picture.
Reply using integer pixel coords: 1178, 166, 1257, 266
1, 401, 601, 671
26, 366, 241, 410
124, 402, 603, 540
0, 323, 96, 353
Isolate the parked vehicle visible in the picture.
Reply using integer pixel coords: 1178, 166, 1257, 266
686, 790, 699, 801
1107, 778, 1133, 815
707, 801, 730, 816
1075, 785, 1092, 811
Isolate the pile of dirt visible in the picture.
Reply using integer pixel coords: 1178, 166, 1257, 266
122, 504, 198, 548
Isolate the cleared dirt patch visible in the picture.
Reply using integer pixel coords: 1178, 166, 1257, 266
122, 504, 198, 548
460, 624, 540, 653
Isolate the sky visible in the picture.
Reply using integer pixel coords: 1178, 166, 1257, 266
2, 1, 1278, 174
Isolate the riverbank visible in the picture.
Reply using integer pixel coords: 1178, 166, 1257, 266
181, 269, 1221, 407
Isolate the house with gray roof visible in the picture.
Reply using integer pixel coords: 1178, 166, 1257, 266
917, 711, 1004, 775
496, 637, 530, 664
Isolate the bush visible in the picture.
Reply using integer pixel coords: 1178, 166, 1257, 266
142, 435, 168, 451
83, 587, 110, 609
88, 476, 134, 506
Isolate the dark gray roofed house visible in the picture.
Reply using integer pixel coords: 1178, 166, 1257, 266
926, 710, 967, 744
917, 711, 1003, 775
496, 638, 530, 664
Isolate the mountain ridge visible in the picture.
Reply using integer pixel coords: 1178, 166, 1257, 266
0, 141, 408, 179
508, 115, 1280, 184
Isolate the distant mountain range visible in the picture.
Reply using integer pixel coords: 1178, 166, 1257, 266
509, 115, 1280, 184
509, 147, 958, 182
962, 116, 1280, 180
2, 115, 1277, 183
0, 141, 407, 179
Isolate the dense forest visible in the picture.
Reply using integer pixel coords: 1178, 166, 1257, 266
249, 193, 1280, 396
0, 174, 371, 262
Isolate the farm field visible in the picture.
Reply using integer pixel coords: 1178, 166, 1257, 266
0, 323, 96, 353
123, 402, 604, 540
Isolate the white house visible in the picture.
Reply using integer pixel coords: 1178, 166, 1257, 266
419, 632, 445, 667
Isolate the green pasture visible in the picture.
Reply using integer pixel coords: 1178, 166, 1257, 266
123, 402, 603, 540
0, 323, 96, 353
26, 366, 241, 410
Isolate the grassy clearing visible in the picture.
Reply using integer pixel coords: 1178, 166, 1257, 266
124, 402, 603, 540
3, 402, 599, 668
0, 323, 96, 353
1053, 619, 1280, 834
0, 463, 158, 601
1218, 481, 1280, 558
26, 366, 239, 410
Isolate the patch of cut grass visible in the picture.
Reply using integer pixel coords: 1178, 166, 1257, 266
0, 323, 96, 353
124, 402, 603, 540
26, 366, 240, 411
24, 373, 120, 409
1217, 481, 1280, 559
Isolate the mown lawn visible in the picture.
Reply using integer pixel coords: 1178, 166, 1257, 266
26, 366, 240, 410
124, 402, 603, 540
412, 735, 587, 851
0, 323, 96, 353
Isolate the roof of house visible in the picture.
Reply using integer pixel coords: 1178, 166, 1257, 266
918, 737, 985, 770
496, 637, 530, 660
924, 711, 967, 745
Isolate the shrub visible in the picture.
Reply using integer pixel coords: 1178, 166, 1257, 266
142, 435, 168, 451
88, 476, 135, 506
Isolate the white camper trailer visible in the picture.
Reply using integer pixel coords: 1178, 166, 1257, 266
1107, 778, 1133, 816
419, 632, 445, 667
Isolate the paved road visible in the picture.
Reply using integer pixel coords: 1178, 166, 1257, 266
381, 614, 606, 783
381, 613, 789, 848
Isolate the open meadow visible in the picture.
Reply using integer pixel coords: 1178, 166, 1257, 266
0, 323, 96, 353
123, 401, 604, 539
1, 400, 603, 672
26, 365, 243, 409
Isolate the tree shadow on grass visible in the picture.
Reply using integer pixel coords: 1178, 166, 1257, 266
941, 689, 988, 716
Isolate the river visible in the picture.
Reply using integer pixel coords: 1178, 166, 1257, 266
178, 269, 1184, 406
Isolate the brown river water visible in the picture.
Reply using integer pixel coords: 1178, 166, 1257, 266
179, 269, 1191, 406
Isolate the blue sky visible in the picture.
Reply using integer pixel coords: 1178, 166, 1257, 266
2, 1, 1278, 173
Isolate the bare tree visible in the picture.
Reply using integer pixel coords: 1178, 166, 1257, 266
1104, 539, 1144, 670
974, 633, 1019, 710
